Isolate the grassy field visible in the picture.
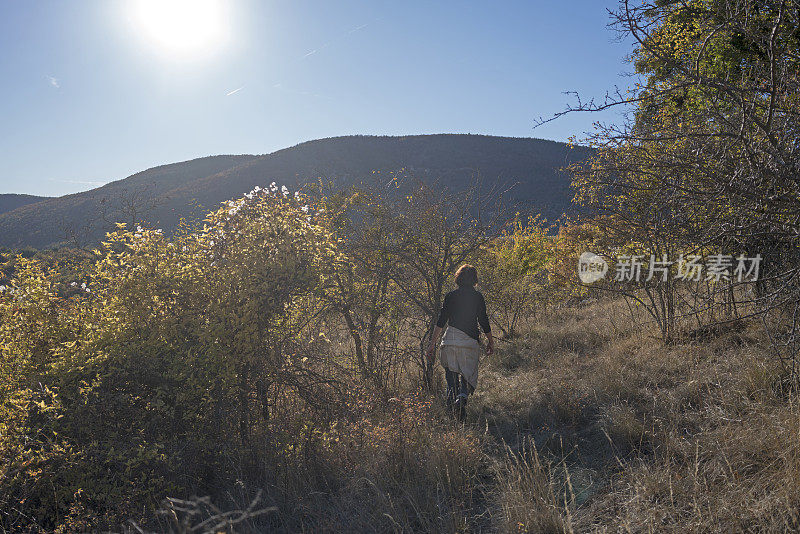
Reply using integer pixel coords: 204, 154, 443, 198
471, 297, 799, 532
174, 296, 798, 533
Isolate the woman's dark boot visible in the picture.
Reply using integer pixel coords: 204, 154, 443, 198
445, 369, 458, 415
454, 374, 473, 422
454, 393, 468, 421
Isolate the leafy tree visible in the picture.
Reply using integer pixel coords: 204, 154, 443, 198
563, 0, 800, 345
377, 179, 512, 388
320, 185, 407, 389
478, 215, 554, 339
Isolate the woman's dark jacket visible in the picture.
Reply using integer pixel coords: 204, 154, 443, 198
435, 285, 491, 341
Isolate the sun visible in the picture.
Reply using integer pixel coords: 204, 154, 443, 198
129, 0, 230, 58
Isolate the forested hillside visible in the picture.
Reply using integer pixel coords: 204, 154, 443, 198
0, 194, 49, 216
0, 155, 256, 249
0, 135, 591, 249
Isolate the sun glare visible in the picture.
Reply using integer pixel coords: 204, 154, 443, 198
129, 0, 229, 58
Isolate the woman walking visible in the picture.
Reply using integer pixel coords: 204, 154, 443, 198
426, 264, 494, 420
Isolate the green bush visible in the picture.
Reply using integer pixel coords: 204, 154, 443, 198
0, 186, 342, 531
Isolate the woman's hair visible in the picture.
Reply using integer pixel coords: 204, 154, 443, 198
454, 264, 478, 287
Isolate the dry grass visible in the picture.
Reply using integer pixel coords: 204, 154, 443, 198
136, 297, 799, 532
494, 438, 573, 534
470, 297, 800, 533
224, 392, 495, 533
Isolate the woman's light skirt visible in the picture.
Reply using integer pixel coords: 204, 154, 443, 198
438, 326, 482, 389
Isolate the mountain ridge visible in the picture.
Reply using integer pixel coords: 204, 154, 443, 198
0, 194, 51, 217
0, 135, 592, 249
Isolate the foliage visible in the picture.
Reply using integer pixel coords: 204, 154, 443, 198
312, 176, 513, 389
0, 185, 342, 531
317, 185, 408, 389
566, 0, 800, 345
0, 171, 568, 531
478, 215, 554, 338
2, 173, 797, 532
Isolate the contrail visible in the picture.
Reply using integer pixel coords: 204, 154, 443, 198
300, 20, 375, 60
302, 42, 329, 59
226, 86, 245, 96
349, 23, 369, 33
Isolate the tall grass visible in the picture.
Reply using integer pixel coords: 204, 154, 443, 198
125, 297, 799, 532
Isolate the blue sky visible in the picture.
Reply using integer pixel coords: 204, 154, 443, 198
0, 1, 634, 197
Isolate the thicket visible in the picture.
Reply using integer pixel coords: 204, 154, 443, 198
0, 179, 569, 532
564, 0, 800, 367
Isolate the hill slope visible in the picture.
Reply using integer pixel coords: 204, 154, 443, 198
0, 194, 50, 216
0, 155, 257, 249
0, 135, 591, 249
